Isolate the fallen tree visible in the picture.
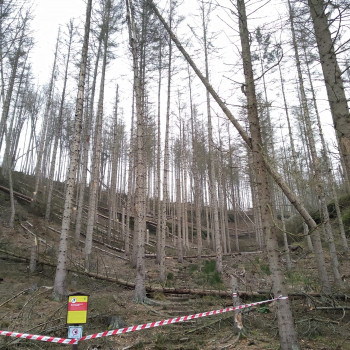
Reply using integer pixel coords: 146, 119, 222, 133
0, 185, 32, 203
0, 248, 348, 301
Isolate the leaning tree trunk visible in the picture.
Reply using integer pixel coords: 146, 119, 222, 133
148, 0, 329, 295
0, 32, 24, 150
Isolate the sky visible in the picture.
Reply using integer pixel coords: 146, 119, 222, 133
4, 0, 347, 202
26, 0, 342, 168
30, 0, 85, 85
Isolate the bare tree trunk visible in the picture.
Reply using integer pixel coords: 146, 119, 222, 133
108, 86, 120, 243
302, 46, 349, 254
189, 70, 203, 258
53, 0, 93, 299
204, 179, 210, 248
148, 0, 330, 295
46, 23, 73, 222
248, 149, 264, 249
289, 0, 342, 287
158, 5, 173, 280
180, 120, 189, 250
85, 1, 111, 270
228, 126, 240, 252
33, 31, 60, 202
75, 38, 102, 245
277, 53, 314, 252
280, 194, 292, 270
307, 0, 350, 187
0, 33, 24, 150
176, 177, 183, 262
126, 0, 147, 302
200, 1, 222, 273
155, 41, 162, 265
237, 1, 300, 347
125, 100, 135, 258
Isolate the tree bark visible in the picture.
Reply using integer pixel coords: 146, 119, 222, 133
159, 9, 172, 280
85, 0, 112, 271
237, 1, 300, 348
45, 24, 73, 222
148, 0, 330, 295
288, 0, 342, 287
307, 0, 350, 187
200, 0, 223, 272
33, 31, 60, 202
107, 86, 120, 242
53, 0, 93, 299
126, 0, 147, 303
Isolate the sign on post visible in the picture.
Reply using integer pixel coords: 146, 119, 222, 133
67, 294, 89, 324
68, 326, 83, 339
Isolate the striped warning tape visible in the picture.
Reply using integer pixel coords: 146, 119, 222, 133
0, 331, 76, 345
0, 295, 288, 345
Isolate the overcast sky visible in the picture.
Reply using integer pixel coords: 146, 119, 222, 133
26, 0, 340, 158
30, 0, 85, 85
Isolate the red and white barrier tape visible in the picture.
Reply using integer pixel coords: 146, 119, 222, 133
0, 331, 76, 345
0, 295, 288, 345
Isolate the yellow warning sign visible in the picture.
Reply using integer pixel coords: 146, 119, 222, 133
67, 295, 88, 324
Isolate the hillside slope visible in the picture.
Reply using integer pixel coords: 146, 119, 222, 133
0, 174, 349, 349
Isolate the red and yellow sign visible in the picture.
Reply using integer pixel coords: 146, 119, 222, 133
67, 295, 88, 324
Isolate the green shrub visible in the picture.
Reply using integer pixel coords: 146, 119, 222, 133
342, 208, 350, 230
260, 264, 271, 275
338, 194, 350, 208
203, 260, 216, 274
258, 305, 270, 313
202, 260, 223, 287
285, 214, 304, 241
189, 264, 199, 273
188, 260, 223, 288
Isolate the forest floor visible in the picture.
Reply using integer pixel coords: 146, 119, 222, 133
0, 180, 350, 349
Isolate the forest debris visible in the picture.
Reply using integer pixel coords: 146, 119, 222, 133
21, 224, 48, 246
0, 288, 30, 307
314, 306, 350, 310
0, 185, 32, 203
1, 248, 349, 302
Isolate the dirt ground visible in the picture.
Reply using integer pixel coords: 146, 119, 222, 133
0, 198, 350, 349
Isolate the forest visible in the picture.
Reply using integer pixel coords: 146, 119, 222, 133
0, 0, 350, 349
